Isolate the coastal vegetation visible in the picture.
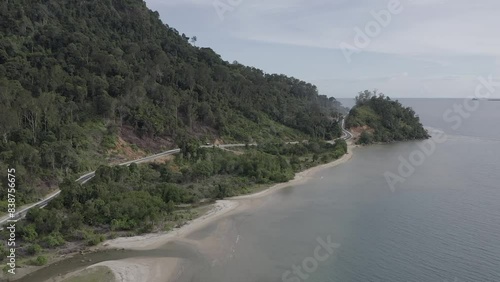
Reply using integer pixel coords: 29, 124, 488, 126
0, 0, 433, 280
0, 139, 348, 265
0, 0, 345, 207
346, 90, 429, 144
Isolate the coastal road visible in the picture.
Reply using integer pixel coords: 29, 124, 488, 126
341, 117, 353, 140
0, 123, 352, 226
0, 145, 253, 224
342, 128, 353, 140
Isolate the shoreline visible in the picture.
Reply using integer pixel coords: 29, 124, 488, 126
101, 142, 356, 251
87, 143, 356, 282
31, 142, 356, 282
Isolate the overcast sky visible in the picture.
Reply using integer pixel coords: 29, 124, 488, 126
145, 0, 500, 98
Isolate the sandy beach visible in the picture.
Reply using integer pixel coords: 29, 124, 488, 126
59, 143, 356, 282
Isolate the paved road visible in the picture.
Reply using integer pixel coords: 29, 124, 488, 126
0, 124, 352, 226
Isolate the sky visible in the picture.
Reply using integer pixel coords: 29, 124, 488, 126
144, 0, 500, 98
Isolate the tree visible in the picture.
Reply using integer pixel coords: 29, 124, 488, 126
348, 91, 428, 143
355, 90, 375, 106
190, 36, 197, 46
358, 131, 373, 145
166, 200, 175, 214
20, 224, 38, 243
0, 0, 347, 208
216, 184, 227, 199
178, 137, 200, 160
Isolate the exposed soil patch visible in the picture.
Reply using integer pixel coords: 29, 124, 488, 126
349, 125, 375, 141
107, 136, 147, 164
120, 126, 174, 153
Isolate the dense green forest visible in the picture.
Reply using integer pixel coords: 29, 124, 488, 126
0, 0, 345, 205
346, 90, 429, 144
0, 140, 348, 264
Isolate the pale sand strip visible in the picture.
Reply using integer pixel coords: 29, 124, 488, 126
81, 143, 356, 282
49, 258, 181, 282
92, 258, 181, 282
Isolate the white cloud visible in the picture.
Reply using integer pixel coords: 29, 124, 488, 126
220, 0, 500, 57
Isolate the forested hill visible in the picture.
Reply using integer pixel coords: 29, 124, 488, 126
346, 91, 430, 144
0, 0, 344, 203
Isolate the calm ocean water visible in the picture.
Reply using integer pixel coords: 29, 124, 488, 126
16, 99, 500, 282
176, 99, 500, 282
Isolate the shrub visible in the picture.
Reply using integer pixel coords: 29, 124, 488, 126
44, 232, 66, 248
0, 246, 9, 258
26, 244, 42, 255
33, 255, 48, 266
83, 230, 105, 246
86, 234, 104, 246
358, 131, 373, 145
20, 224, 38, 243
166, 200, 175, 214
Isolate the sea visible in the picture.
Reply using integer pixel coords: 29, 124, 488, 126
173, 98, 500, 282
17, 99, 500, 282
